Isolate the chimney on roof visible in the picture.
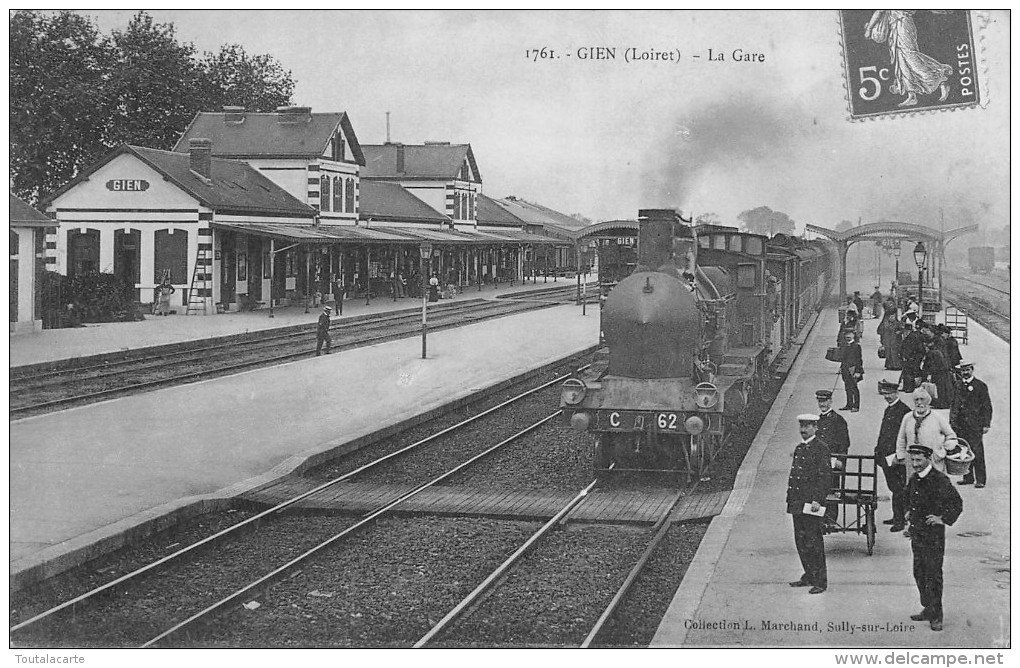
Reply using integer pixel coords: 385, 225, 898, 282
395, 143, 405, 174
424, 141, 450, 145
276, 105, 312, 124
189, 138, 213, 179
223, 106, 246, 123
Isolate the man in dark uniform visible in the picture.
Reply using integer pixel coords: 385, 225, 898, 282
906, 443, 963, 631
787, 414, 830, 594
853, 291, 865, 318
871, 286, 884, 320
875, 379, 911, 531
316, 304, 333, 356
899, 316, 925, 393
815, 389, 850, 526
950, 360, 993, 488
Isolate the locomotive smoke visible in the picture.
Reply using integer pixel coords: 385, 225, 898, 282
640, 94, 811, 214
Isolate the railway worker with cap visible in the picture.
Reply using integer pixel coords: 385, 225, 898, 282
316, 304, 333, 356
786, 414, 830, 594
871, 286, 884, 320
905, 442, 963, 632
875, 379, 911, 532
896, 387, 957, 477
950, 360, 992, 489
814, 389, 850, 527
839, 329, 864, 412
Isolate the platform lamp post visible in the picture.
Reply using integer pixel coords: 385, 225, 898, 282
420, 242, 432, 359
892, 242, 901, 306
913, 241, 927, 320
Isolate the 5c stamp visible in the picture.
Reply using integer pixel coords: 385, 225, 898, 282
839, 10, 979, 119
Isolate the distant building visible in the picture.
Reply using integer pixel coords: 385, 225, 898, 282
10, 194, 55, 333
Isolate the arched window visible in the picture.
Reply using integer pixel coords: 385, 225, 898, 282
333, 176, 342, 212
319, 175, 331, 212
468, 193, 475, 220
345, 178, 355, 212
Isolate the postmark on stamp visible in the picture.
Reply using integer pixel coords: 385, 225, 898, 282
839, 10, 980, 120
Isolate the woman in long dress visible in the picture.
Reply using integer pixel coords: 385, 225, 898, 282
865, 10, 952, 107
877, 310, 903, 370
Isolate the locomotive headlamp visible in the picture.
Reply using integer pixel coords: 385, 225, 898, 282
694, 382, 720, 409
684, 415, 705, 435
570, 412, 591, 432
561, 378, 587, 405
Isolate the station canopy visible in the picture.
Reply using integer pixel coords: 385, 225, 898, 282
211, 221, 567, 247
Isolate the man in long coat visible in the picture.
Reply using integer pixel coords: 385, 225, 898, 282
950, 361, 993, 488
875, 379, 911, 531
787, 414, 831, 594
815, 389, 850, 524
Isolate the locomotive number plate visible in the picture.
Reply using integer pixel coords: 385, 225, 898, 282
597, 410, 681, 432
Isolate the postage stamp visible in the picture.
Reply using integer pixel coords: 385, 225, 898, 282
839, 10, 980, 119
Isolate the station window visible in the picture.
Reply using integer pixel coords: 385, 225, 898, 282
320, 175, 331, 212
469, 192, 475, 220
153, 229, 188, 284
333, 176, 342, 212
345, 178, 355, 212
286, 250, 297, 277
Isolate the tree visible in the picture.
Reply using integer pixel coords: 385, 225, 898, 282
736, 206, 795, 236
835, 219, 855, 232
695, 212, 723, 226
568, 213, 592, 226
199, 44, 295, 112
10, 10, 296, 203
108, 12, 205, 150
9, 10, 118, 202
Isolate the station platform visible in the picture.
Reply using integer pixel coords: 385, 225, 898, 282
652, 308, 1010, 648
10, 299, 600, 588
9, 274, 593, 369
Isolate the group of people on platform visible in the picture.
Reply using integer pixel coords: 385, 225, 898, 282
787, 290, 993, 633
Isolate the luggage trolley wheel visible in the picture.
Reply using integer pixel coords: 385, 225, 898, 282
865, 503, 876, 556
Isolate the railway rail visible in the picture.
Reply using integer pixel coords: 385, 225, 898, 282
10, 291, 582, 419
942, 272, 1010, 342
9, 361, 584, 646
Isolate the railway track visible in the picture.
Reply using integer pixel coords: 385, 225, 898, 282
9, 359, 592, 646
9, 292, 580, 420
942, 272, 1010, 342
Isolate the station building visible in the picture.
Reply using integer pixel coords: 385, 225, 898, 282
10, 194, 55, 333
39, 106, 581, 315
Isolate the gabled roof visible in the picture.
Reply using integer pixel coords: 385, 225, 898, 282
172, 110, 366, 165
490, 196, 588, 234
10, 194, 54, 227
476, 193, 526, 227
358, 180, 450, 225
41, 145, 317, 219
361, 143, 481, 182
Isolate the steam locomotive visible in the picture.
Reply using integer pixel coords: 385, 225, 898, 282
560, 209, 831, 478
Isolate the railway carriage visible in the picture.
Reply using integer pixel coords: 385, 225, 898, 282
562, 209, 831, 479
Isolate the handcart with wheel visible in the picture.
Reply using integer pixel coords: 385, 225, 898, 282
825, 454, 879, 555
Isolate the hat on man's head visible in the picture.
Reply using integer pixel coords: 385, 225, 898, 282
797, 414, 820, 423
908, 444, 933, 456
323, 305, 332, 312
956, 359, 975, 369
815, 389, 833, 400
877, 379, 899, 393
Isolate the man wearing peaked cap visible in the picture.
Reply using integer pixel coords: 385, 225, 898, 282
786, 413, 830, 594
949, 360, 992, 488
815, 389, 850, 526
316, 304, 333, 356
905, 440, 963, 631
875, 379, 911, 531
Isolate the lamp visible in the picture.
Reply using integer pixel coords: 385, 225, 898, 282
913, 241, 927, 318
419, 242, 432, 358
913, 242, 927, 269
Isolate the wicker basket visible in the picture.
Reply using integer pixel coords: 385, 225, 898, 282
943, 438, 974, 477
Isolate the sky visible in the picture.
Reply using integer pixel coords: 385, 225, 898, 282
80, 9, 1010, 235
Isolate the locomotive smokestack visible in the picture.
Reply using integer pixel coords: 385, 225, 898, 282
636, 209, 679, 271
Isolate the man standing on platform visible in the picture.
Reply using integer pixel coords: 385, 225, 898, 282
871, 286, 884, 320
787, 414, 830, 594
950, 361, 992, 489
900, 315, 925, 393
815, 389, 850, 527
875, 379, 911, 532
316, 304, 333, 356
906, 443, 963, 632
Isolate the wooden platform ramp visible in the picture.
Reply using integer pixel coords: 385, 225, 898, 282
239, 476, 731, 526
